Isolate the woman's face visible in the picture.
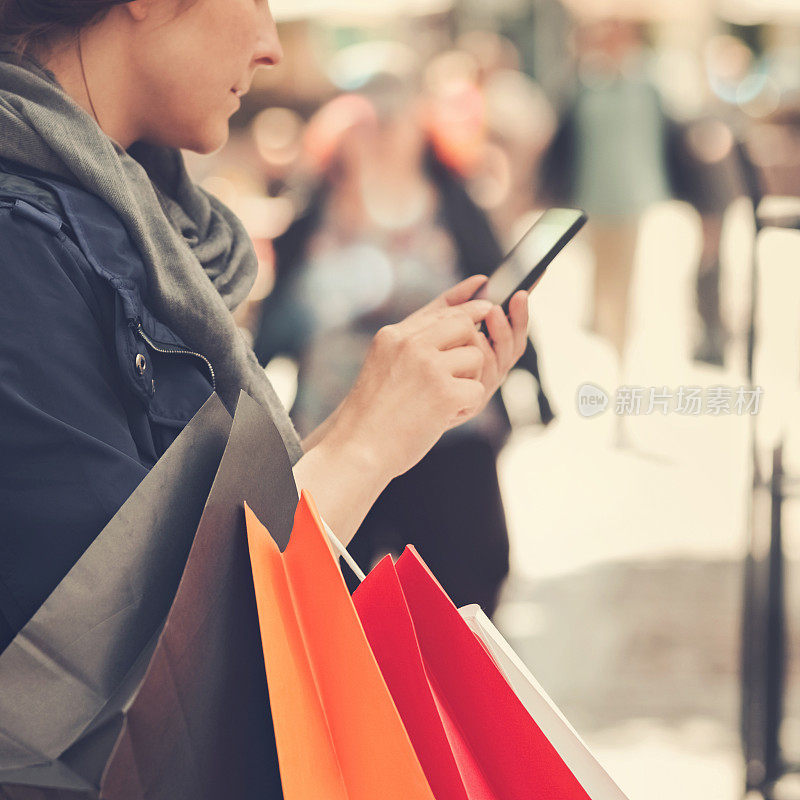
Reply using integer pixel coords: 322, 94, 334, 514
129, 0, 282, 153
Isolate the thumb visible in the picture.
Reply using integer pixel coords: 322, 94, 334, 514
426, 275, 488, 312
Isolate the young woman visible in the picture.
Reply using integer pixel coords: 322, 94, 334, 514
0, 0, 531, 650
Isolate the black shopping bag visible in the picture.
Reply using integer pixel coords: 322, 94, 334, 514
0, 391, 299, 799
0, 393, 232, 796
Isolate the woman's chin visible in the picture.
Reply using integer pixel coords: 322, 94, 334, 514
182, 123, 230, 156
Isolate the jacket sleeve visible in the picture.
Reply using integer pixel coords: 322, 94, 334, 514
0, 208, 150, 645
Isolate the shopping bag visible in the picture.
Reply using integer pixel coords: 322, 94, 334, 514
98, 390, 298, 800
1, 390, 300, 799
350, 555, 473, 800
245, 492, 436, 800
352, 546, 591, 800
459, 605, 628, 800
0, 393, 233, 796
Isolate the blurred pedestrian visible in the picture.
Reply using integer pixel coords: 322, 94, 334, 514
542, 19, 671, 361
254, 69, 549, 612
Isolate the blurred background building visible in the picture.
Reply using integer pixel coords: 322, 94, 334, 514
184, 1, 800, 797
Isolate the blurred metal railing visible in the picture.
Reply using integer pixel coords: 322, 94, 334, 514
737, 136, 800, 800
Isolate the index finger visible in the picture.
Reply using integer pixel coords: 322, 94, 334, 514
403, 297, 493, 337
419, 275, 489, 314
454, 298, 495, 323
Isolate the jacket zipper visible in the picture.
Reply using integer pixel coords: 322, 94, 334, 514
0, 197, 217, 391
135, 322, 216, 391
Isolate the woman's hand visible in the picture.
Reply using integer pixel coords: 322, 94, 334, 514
327, 275, 529, 480
293, 275, 530, 544
325, 276, 489, 481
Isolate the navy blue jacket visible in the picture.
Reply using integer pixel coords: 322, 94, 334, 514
0, 158, 215, 651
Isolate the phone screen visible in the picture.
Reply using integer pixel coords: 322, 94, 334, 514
482, 208, 587, 308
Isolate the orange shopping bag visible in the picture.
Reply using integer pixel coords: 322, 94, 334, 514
245, 491, 435, 800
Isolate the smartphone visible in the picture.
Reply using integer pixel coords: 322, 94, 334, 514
477, 208, 587, 313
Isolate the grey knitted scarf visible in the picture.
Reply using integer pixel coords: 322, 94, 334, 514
0, 43, 302, 463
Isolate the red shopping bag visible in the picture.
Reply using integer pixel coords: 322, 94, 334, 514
353, 547, 591, 800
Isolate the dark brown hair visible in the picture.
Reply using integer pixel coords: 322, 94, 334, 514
0, 1, 132, 58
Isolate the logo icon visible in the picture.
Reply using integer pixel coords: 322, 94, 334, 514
577, 383, 609, 418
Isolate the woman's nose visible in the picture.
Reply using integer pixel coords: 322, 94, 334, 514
254, 2, 284, 68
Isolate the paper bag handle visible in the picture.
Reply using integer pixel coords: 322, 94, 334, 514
322, 520, 367, 582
